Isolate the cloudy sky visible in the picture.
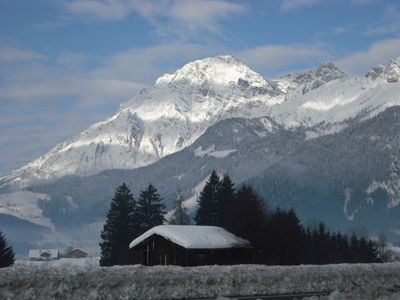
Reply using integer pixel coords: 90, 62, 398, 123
1, 0, 400, 176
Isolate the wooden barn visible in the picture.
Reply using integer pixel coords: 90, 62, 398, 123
129, 225, 252, 266
67, 248, 88, 259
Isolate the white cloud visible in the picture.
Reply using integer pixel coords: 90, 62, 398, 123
64, 0, 131, 20
236, 44, 329, 75
0, 47, 47, 62
56, 52, 89, 69
169, 0, 246, 23
62, 0, 247, 40
63, 0, 246, 22
350, 0, 378, 5
0, 42, 224, 108
364, 5, 400, 36
335, 39, 400, 75
279, 0, 321, 11
34, 21, 68, 30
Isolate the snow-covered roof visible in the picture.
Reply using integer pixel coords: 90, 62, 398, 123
129, 225, 251, 250
28, 249, 59, 259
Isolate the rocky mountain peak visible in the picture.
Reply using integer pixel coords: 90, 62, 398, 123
273, 62, 346, 95
385, 56, 400, 82
155, 55, 273, 92
365, 65, 386, 80
315, 62, 347, 82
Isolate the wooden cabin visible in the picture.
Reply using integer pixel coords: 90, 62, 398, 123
129, 225, 252, 266
67, 248, 88, 259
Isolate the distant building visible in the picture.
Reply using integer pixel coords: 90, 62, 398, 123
67, 248, 88, 259
29, 249, 59, 261
129, 225, 252, 266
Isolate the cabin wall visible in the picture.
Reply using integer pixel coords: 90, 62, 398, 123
69, 250, 87, 259
130, 235, 252, 266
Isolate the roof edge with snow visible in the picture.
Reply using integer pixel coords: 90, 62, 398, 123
129, 225, 251, 250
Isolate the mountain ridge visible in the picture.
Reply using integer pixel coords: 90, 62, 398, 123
4, 55, 399, 189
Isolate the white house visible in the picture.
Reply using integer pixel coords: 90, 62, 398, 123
29, 249, 59, 261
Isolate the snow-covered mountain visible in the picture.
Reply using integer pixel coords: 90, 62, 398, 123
2, 55, 400, 190
1, 54, 400, 253
0, 56, 284, 189
270, 57, 400, 135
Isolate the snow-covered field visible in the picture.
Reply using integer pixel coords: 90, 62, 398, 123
1, 263, 399, 299
15, 257, 100, 267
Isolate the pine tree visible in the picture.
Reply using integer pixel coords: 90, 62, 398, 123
0, 229, 15, 268
195, 170, 220, 225
100, 183, 138, 266
169, 188, 190, 225
375, 233, 394, 262
137, 183, 166, 232
217, 173, 235, 227
224, 184, 268, 255
267, 208, 306, 265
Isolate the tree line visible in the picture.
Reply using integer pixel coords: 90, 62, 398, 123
100, 170, 391, 266
195, 170, 384, 265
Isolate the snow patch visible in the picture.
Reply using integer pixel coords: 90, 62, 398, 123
366, 158, 400, 208
194, 145, 237, 158
0, 191, 53, 229
343, 188, 358, 221
301, 95, 359, 111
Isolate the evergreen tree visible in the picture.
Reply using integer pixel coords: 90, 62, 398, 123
349, 232, 359, 263
225, 184, 268, 261
217, 173, 235, 227
169, 188, 190, 225
357, 237, 377, 263
375, 233, 394, 262
331, 232, 350, 263
195, 170, 220, 225
137, 183, 166, 232
100, 183, 138, 266
265, 208, 305, 265
0, 230, 14, 268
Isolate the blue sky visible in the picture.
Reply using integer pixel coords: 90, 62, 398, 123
1, 0, 400, 176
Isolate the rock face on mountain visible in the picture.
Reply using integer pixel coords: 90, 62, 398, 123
366, 57, 400, 83
1, 55, 400, 253
385, 57, 400, 82
272, 62, 347, 96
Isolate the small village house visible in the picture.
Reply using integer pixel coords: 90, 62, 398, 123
28, 249, 59, 261
129, 225, 252, 266
66, 248, 88, 259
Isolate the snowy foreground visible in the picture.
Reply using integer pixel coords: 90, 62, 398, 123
14, 257, 100, 267
1, 263, 399, 299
